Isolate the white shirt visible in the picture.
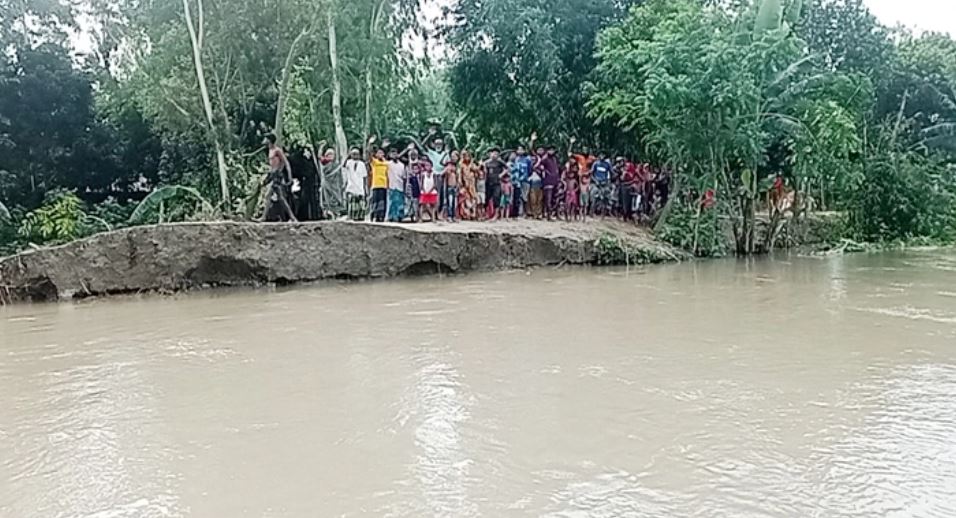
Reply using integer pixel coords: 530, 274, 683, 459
342, 159, 368, 196
387, 161, 406, 190
421, 171, 436, 194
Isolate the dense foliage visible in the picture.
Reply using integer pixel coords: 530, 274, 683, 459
590, 0, 956, 252
1, 0, 955, 255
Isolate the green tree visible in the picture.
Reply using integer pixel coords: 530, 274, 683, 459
92, 0, 427, 216
447, 0, 640, 145
796, 0, 893, 75
591, 0, 863, 253
0, 44, 141, 209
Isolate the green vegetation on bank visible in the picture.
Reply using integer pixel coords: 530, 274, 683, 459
2, 0, 955, 257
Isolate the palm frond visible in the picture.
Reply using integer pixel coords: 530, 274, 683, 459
84, 214, 113, 233
767, 54, 816, 91
754, 0, 783, 34
0, 200, 10, 221
129, 185, 214, 224
920, 122, 956, 148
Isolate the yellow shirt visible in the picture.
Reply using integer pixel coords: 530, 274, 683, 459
371, 159, 388, 189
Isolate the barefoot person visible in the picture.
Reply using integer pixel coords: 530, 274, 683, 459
420, 166, 439, 222
499, 166, 513, 220
386, 148, 407, 222
263, 134, 297, 222
591, 153, 613, 217
511, 138, 534, 217
342, 147, 368, 221
563, 160, 580, 221
405, 146, 426, 222
444, 151, 460, 222
483, 147, 506, 220
542, 146, 561, 220
367, 137, 389, 222
458, 151, 480, 220
426, 137, 451, 215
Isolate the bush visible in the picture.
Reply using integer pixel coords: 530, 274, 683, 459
655, 199, 730, 257
88, 197, 137, 230
18, 190, 86, 245
849, 150, 956, 242
594, 233, 676, 265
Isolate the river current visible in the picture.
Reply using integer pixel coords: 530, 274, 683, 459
2, 251, 956, 517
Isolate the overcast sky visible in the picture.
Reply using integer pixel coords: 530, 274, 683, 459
71, 0, 954, 59
864, 0, 955, 35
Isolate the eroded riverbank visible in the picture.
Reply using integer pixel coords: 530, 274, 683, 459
0, 220, 685, 303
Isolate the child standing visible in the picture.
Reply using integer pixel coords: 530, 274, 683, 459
579, 163, 592, 221
405, 150, 425, 222
444, 151, 460, 222
563, 162, 580, 221
499, 168, 513, 220
420, 167, 438, 222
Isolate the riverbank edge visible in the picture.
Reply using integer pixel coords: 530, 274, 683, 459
0, 220, 688, 304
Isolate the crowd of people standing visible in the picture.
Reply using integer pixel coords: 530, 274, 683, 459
264, 131, 673, 225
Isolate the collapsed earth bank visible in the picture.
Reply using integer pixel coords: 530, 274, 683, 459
0, 220, 685, 303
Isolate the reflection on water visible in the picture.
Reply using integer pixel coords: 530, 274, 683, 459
2, 250, 956, 517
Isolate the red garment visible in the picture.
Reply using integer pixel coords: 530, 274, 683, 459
635, 163, 651, 186
702, 189, 716, 209
622, 163, 638, 186
773, 176, 785, 195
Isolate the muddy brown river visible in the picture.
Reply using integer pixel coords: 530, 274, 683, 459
2, 251, 956, 517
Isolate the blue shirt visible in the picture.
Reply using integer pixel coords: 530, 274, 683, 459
592, 160, 612, 183
511, 156, 533, 185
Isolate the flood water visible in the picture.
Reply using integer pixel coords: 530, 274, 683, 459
2, 251, 956, 517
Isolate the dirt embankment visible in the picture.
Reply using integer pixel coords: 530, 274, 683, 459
0, 220, 685, 303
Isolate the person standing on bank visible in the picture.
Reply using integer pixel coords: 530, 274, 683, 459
511, 142, 534, 218
263, 134, 297, 222
444, 150, 460, 222
590, 153, 614, 217
426, 137, 451, 216
405, 146, 426, 222
386, 148, 407, 222
483, 147, 506, 220
367, 136, 389, 222
542, 146, 561, 220
342, 147, 368, 221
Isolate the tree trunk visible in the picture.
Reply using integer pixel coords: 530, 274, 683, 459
182, 0, 230, 209
363, 62, 373, 150
327, 8, 349, 165
651, 169, 680, 233
740, 197, 756, 255
274, 24, 313, 145
691, 198, 703, 256
362, 0, 387, 148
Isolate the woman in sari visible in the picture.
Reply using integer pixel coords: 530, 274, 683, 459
457, 151, 480, 220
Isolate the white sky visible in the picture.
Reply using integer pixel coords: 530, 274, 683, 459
864, 0, 956, 35
69, 0, 953, 59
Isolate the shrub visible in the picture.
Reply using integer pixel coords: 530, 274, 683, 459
655, 199, 730, 257
18, 191, 86, 245
849, 149, 956, 242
